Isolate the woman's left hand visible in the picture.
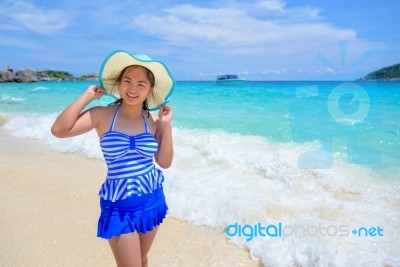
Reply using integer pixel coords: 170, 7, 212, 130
158, 105, 173, 126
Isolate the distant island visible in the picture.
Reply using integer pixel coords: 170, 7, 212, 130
358, 63, 400, 81
3, 62, 400, 83
0, 66, 97, 83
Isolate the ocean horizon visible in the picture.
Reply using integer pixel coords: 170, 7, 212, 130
1, 80, 399, 266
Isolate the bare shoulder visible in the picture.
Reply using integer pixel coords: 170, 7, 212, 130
88, 105, 115, 120
90, 105, 119, 135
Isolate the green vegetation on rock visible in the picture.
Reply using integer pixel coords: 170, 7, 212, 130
360, 63, 400, 81
37, 70, 75, 80
1, 67, 98, 83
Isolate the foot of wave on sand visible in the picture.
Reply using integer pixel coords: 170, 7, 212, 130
0, 128, 262, 267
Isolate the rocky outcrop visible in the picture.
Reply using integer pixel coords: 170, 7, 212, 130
79, 73, 98, 81
358, 63, 400, 81
15, 68, 37, 83
0, 66, 98, 83
0, 67, 37, 83
0, 68, 14, 82
37, 72, 53, 81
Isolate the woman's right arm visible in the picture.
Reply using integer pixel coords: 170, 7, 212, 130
51, 85, 105, 138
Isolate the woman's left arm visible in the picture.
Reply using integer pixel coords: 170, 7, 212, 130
155, 106, 173, 168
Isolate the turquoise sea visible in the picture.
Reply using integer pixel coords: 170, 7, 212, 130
1, 81, 399, 266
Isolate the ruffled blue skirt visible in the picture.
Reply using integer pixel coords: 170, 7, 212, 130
97, 187, 168, 239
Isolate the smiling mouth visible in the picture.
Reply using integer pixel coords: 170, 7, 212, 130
126, 93, 138, 99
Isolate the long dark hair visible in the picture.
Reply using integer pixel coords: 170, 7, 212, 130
109, 65, 155, 117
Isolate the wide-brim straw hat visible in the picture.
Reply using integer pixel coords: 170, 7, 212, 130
99, 50, 174, 111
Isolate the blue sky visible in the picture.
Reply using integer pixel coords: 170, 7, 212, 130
0, 0, 399, 80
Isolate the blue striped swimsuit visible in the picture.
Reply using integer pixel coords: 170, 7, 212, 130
98, 104, 165, 202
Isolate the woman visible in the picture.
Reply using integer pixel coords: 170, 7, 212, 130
51, 50, 174, 267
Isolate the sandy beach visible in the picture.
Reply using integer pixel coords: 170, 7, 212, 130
0, 127, 261, 267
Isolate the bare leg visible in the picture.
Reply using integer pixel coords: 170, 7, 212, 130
108, 232, 142, 267
139, 227, 159, 267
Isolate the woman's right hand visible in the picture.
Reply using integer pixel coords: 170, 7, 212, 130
51, 85, 105, 138
85, 85, 105, 101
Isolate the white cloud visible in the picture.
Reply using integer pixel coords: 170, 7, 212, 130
258, 0, 286, 12
0, 0, 387, 80
262, 2, 322, 21
262, 69, 282, 75
128, 2, 382, 79
316, 66, 336, 74
0, 0, 70, 34
131, 3, 355, 48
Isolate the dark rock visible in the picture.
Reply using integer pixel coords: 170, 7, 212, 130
80, 72, 98, 81
14, 68, 37, 83
0, 70, 15, 82
38, 72, 52, 81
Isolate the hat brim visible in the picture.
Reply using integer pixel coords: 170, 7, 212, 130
99, 50, 174, 111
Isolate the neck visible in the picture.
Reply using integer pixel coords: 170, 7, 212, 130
119, 101, 143, 118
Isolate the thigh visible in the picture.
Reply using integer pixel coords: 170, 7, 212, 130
139, 226, 159, 257
108, 232, 142, 267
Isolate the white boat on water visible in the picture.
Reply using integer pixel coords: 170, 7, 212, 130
215, 74, 246, 85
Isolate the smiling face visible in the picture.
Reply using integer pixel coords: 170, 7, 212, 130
118, 65, 154, 106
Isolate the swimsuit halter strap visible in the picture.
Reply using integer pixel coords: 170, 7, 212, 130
110, 104, 149, 133
142, 110, 149, 133
109, 104, 121, 131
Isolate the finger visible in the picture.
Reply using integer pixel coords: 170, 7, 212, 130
159, 105, 171, 111
94, 86, 105, 93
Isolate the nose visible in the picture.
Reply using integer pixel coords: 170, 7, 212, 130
126, 85, 138, 92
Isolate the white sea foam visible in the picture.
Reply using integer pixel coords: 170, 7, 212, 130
31, 86, 49, 91
1, 94, 25, 104
3, 114, 102, 158
2, 115, 399, 266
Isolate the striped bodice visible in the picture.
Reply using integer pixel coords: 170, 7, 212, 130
98, 104, 164, 202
